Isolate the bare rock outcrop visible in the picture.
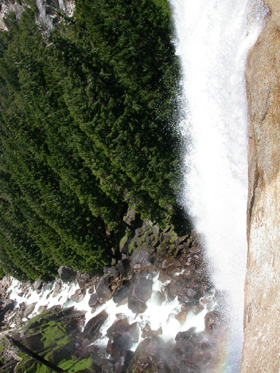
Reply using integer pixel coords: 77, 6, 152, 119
242, 1, 280, 371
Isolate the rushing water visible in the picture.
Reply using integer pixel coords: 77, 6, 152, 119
171, 0, 268, 371
7, 275, 215, 351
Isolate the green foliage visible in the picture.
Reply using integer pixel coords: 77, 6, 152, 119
0, 0, 182, 279
16, 308, 93, 373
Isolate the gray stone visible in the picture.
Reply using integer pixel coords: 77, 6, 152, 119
186, 288, 197, 299
88, 293, 100, 308
58, 266, 77, 283
32, 280, 43, 291
130, 247, 152, 269
23, 303, 36, 318
95, 275, 112, 301
84, 310, 108, 339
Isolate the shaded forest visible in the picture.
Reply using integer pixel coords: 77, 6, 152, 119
0, 0, 185, 280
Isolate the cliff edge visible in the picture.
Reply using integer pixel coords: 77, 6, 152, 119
242, 1, 280, 371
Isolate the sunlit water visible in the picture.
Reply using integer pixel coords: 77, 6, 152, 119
170, 0, 268, 371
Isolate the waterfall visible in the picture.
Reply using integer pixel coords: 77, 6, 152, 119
171, 0, 268, 370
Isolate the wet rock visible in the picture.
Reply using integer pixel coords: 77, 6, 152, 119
204, 310, 223, 333
71, 288, 86, 303
52, 280, 62, 298
38, 305, 48, 314
175, 310, 187, 325
162, 256, 176, 269
128, 322, 139, 343
58, 266, 77, 283
133, 276, 153, 302
192, 302, 205, 315
88, 293, 100, 308
83, 344, 106, 365
165, 279, 185, 301
107, 318, 139, 343
127, 299, 147, 314
95, 275, 113, 301
127, 336, 165, 372
23, 303, 36, 318
130, 246, 152, 269
107, 318, 130, 337
103, 267, 119, 279
113, 281, 130, 304
0, 299, 15, 315
106, 332, 133, 358
114, 350, 133, 373
77, 273, 90, 289
186, 288, 198, 299
116, 261, 125, 276
173, 327, 215, 372
32, 279, 43, 292
84, 310, 108, 340
141, 323, 162, 338
189, 246, 201, 254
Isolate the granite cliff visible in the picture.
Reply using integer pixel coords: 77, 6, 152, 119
242, 1, 280, 371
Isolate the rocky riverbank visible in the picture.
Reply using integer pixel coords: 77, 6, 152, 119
0, 222, 229, 372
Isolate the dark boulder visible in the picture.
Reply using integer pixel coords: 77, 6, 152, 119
128, 322, 139, 343
77, 273, 90, 289
106, 318, 139, 343
106, 333, 133, 358
106, 318, 130, 337
71, 288, 86, 303
174, 328, 214, 372
116, 258, 130, 276
95, 275, 113, 301
141, 323, 162, 338
0, 299, 15, 326
83, 310, 108, 340
57, 266, 77, 283
113, 281, 130, 304
127, 299, 147, 314
127, 336, 165, 373
204, 310, 223, 333
128, 275, 153, 314
114, 350, 133, 373
186, 288, 198, 299
103, 267, 119, 279
130, 276, 153, 303
88, 293, 100, 308
130, 246, 152, 269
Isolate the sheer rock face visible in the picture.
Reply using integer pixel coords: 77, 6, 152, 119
242, 1, 280, 371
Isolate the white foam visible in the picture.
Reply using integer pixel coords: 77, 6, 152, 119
7, 274, 214, 351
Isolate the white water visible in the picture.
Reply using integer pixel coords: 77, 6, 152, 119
7, 274, 214, 350
171, 0, 268, 370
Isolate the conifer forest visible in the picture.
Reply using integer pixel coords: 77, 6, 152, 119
0, 0, 184, 280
